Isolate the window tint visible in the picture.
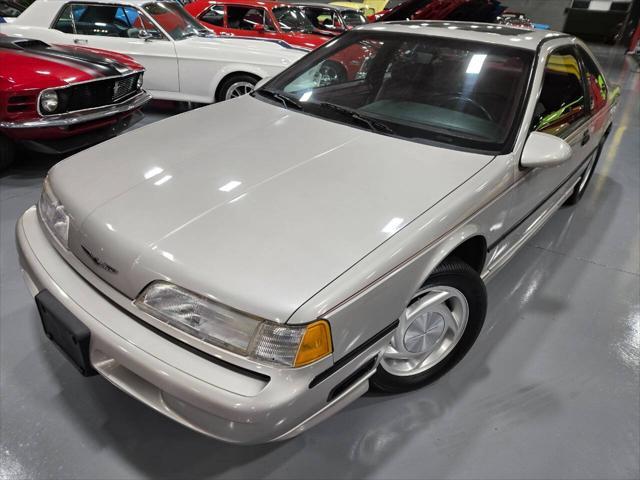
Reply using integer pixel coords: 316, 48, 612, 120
266, 32, 533, 151
578, 46, 608, 113
533, 48, 587, 137
201, 4, 224, 26
53, 4, 74, 33
53, 3, 158, 38
227, 6, 271, 31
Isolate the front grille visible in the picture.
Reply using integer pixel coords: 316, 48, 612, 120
42, 73, 140, 116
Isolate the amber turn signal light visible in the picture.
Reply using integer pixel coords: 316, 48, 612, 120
294, 320, 333, 367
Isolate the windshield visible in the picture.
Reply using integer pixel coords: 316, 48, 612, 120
272, 6, 314, 33
258, 32, 533, 151
340, 10, 367, 26
143, 2, 209, 40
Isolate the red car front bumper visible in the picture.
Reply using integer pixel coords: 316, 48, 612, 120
1, 90, 151, 154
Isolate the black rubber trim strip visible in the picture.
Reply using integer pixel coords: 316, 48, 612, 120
487, 147, 596, 252
309, 319, 399, 389
47, 258, 271, 382
327, 356, 377, 402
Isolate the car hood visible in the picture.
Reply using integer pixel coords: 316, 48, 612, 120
50, 95, 493, 322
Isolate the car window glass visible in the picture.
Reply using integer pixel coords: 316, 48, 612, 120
533, 48, 587, 137
270, 32, 533, 151
52, 4, 74, 33
226, 6, 265, 31
578, 46, 607, 114
201, 4, 224, 26
71, 4, 128, 37
341, 10, 367, 26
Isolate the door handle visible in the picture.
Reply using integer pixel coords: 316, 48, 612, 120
581, 130, 590, 146
73, 38, 88, 44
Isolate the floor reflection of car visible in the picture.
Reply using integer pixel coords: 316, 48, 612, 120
17, 22, 617, 444
185, 0, 327, 50
0, 34, 150, 169
293, 2, 368, 36
0, 0, 306, 102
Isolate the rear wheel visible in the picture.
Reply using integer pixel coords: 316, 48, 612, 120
216, 74, 259, 102
0, 134, 16, 171
371, 258, 487, 393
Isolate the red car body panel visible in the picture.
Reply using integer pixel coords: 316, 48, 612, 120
0, 35, 149, 152
186, 0, 328, 50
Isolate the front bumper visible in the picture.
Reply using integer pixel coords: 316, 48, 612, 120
0, 91, 151, 130
16, 207, 388, 444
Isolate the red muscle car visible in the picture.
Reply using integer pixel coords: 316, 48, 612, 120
185, 0, 328, 50
0, 35, 151, 169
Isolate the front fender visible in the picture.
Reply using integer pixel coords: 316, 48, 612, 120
208, 63, 271, 100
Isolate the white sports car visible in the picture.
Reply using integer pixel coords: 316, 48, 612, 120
17, 22, 617, 444
1, 0, 306, 102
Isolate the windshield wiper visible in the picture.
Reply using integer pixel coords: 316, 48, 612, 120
318, 102, 395, 135
257, 89, 303, 110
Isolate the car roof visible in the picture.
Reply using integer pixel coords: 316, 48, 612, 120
356, 20, 569, 50
28, 0, 151, 5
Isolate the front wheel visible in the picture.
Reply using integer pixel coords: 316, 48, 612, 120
216, 74, 259, 102
371, 258, 487, 393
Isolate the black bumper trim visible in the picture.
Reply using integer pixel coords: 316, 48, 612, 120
309, 319, 399, 389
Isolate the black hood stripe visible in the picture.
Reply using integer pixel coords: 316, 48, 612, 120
2, 37, 133, 77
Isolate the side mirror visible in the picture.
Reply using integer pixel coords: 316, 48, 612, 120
521, 131, 572, 168
254, 76, 272, 90
138, 29, 153, 41
253, 23, 265, 32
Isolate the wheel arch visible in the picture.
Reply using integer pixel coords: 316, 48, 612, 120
441, 235, 487, 275
213, 69, 262, 102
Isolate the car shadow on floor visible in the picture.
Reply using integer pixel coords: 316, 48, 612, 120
34, 174, 621, 479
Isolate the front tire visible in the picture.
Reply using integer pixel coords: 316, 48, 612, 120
216, 74, 259, 102
371, 258, 487, 393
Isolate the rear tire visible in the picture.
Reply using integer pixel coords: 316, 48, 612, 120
0, 134, 16, 171
216, 74, 259, 102
371, 258, 487, 393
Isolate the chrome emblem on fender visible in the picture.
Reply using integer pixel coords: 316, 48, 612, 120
82, 246, 118, 274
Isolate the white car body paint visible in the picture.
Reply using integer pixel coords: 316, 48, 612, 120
16, 23, 617, 443
1, 0, 306, 102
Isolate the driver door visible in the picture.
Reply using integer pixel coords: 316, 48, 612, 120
52, 3, 179, 95
509, 46, 596, 238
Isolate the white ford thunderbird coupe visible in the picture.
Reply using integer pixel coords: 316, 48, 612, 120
1, 0, 306, 102
17, 22, 617, 443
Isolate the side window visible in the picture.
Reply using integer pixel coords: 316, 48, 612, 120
70, 4, 128, 37
578, 46, 608, 114
201, 4, 224, 26
227, 6, 250, 29
53, 4, 74, 33
227, 6, 268, 31
533, 48, 587, 137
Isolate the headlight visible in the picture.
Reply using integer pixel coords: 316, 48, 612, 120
136, 74, 143, 89
135, 282, 332, 367
39, 90, 59, 114
38, 177, 69, 248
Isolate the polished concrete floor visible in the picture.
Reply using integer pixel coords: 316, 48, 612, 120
1, 45, 638, 480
